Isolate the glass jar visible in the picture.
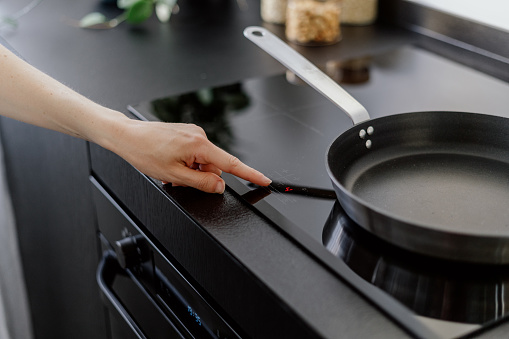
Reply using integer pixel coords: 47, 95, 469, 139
261, 0, 288, 24
285, 0, 341, 46
341, 0, 378, 25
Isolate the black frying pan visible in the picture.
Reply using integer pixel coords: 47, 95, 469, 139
244, 27, 509, 264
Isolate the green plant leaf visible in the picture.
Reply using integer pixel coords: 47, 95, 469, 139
79, 12, 107, 28
117, 0, 139, 10
126, 0, 154, 24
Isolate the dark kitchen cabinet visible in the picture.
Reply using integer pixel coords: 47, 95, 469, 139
0, 117, 107, 339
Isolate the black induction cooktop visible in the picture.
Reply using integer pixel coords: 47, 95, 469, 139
129, 45, 509, 338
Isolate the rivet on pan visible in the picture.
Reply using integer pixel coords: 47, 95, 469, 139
367, 126, 374, 135
359, 129, 366, 139
365, 140, 372, 149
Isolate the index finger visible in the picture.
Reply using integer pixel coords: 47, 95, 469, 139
201, 145, 271, 186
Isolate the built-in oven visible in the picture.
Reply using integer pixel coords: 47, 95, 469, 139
90, 176, 242, 339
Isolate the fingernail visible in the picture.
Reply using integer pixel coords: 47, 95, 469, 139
215, 181, 225, 194
262, 175, 272, 185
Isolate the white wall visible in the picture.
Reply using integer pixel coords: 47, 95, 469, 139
407, 0, 509, 32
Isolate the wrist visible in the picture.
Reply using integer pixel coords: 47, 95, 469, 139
89, 107, 134, 155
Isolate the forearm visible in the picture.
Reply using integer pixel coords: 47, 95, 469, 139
0, 44, 127, 147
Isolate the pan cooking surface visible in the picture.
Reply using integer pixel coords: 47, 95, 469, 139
329, 110, 509, 242
349, 153, 509, 234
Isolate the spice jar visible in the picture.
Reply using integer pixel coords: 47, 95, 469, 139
341, 0, 378, 25
285, 0, 341, 46
261, 0, 288, 25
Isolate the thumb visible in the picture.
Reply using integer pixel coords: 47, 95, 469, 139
177, 167, 225, 194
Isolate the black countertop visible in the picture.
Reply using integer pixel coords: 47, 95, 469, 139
3, 0, 509, 338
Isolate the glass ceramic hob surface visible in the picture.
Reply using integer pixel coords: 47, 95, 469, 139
129, 46, 509, 338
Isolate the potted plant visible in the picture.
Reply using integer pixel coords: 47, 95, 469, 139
80, 0, 178, 29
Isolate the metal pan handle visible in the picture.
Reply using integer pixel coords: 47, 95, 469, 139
243, 26, 370, 125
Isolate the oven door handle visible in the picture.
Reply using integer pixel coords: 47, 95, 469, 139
96, 250, 148, 339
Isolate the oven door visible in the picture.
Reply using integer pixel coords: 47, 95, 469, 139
97, 250, 184, 339
91, 176, 242, 339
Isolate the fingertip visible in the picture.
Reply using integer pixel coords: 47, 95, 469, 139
214, 180, 225, 194
249, 172, 272, 187
259, 175, 272, 186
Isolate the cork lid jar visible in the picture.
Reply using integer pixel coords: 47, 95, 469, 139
285, 0, 342, 46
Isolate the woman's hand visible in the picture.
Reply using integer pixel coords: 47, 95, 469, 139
107, 118, 271, 194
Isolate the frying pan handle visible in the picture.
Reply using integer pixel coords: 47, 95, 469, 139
243, 26, 370, 125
